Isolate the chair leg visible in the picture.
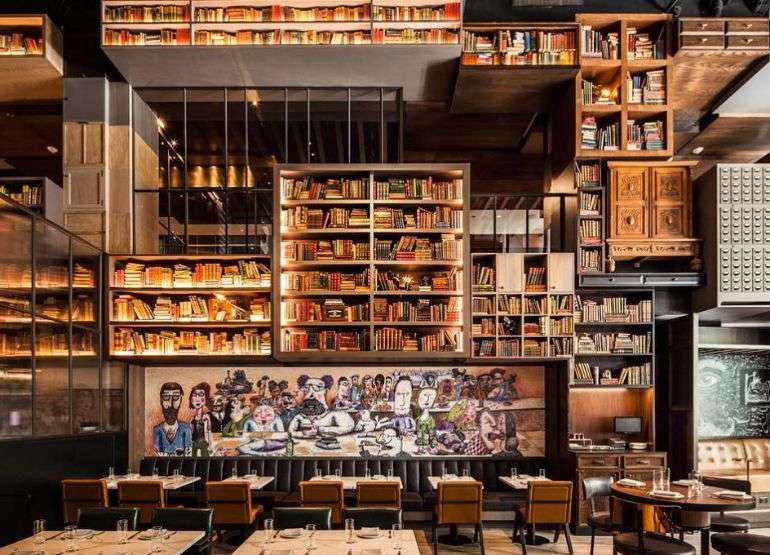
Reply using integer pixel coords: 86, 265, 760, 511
478, 523, 485, 555
554, 525, 561, 543
519, 524, 527, 555
590, 527, 596, 555
564, 524, 573, 555
474, 523, 479, 543
433, 524, 439, 555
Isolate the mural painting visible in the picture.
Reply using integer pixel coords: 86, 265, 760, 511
698, 351, 770, 438
145, 366, 545, 458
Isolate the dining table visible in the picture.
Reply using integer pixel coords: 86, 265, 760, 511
0, 530, 204, 555
104, 474, 201, 490
309, 475, 403, 490
611, 480, 755, 554
225, 474, 276, 490
234, 528, 421, 554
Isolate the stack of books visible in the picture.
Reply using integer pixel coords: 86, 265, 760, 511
580, 26, 619, 59
282, 329, 367, 352
282, 269, 370, 293
580, 117, 598, 150
281, 176, 368, 200
373, 177, 462, 200
0, 33, 43, 55
642, 70, 666, 105
579, 220, 601, 244
525, 266, 546, 291
580, 192, 601, 215
105, 5, 190, 22
374, 3, 461, 22
372, 28, 460, 45
598, 122, 619, 151
642, 120, 664, 150
0, 184, 41, 206
575, 162, 600, 187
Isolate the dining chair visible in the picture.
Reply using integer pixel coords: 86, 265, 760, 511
273, 507, 332, 530
61, 479, 109, 525
514, 480, 573, 555
118, 480, 166, 526
583, 475, 624, 555
206, 481, 262, 541
76, 507, 139, 531
356, 480, 401, 509
432, 481, 484, 555
299, 480, 345, 525
152, 508, 214, 554
344, 507, 402, 529
613, 500, 695, 555
702, 476, 752, 533
712, 532, 770, 555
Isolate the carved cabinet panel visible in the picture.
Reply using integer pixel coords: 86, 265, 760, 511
651, 166, 690, 239
610, 166, 648, 240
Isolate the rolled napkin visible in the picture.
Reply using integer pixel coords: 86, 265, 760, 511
362, 550, 383, 555
715, 490, 752, 500
672, 479, 698, 487
649, 490, 684, 499
360, 527, 380, 536
617, 478, 646, 487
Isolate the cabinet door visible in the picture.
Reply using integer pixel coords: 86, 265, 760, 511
547, 253, 574, 292
610, 166, 649, 240
651, 166, 691, 239
496, 254, 523, 292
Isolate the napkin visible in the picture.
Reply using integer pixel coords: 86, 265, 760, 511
649, 490, 683, 499
362, 550, 383, 555
280, 528, 303, 538
617, 478, 645, 487
672, 479, 697, 487
715, 490, 752, 500
264, 550, 292, 555
360, 527, 380, 536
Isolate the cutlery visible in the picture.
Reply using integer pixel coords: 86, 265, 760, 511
164, 531, 177, 539
273, 530, 281, 538
126, 531, 141, 541
48, 531, 65, 540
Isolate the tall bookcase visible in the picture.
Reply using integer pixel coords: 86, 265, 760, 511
575, 159, 605, 275
471, 252, 575, 360
575, 13, 673, 157
274, 163, 470, 360
0, 178, 63, 225
108, 254, 272, 360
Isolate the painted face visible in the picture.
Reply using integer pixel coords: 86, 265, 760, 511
190, 388, 206, 410
417, 388, 437, 410
280, 393, 296, 410
479, 411, 506, 451
301, 377, 328, 406
254, 404, 276, 423
393, 379, 413, 415
209, 395, 225, 413
161, 387, 183, 425
229, 399, 245, 421
363, 376, 372, 388
351, 376, 359, 386
337, 380, 351, 398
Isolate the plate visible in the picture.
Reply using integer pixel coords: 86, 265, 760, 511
279, 528, 303, 539
138, 529, 168, 540
357, 528, 381, 539
68, 529, 95, 539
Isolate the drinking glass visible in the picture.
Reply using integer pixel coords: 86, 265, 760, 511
151, 525, 164, 553
345, 518, 355, 544
663, 468, 671, 492
539, 468, 546, 479
653, 468, 663, 490
152, 466, 159, 479
64, 525, 77, 553
305, 524, 316, 550
392, 524, 402, 550
462, 468, 470, 478
126, 467, 132, 478
264, 518, 274, 543
511, 466, 519, 479
441, 468, 447, 480
117, 519, 130, 544
335, 468, 341, 479
108, 466, 115, 479
387, 467, 394, 480
365, 467, 371, 480
315, 467, 322, 479
33, 519, 45, 544
173, 468, 180, 480
232, 467, 239, 479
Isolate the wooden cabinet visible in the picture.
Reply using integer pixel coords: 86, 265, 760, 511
547, 253, 575, 292
606, 162, 700, 271
679, 17, 770, 52
496, 253, 523, 293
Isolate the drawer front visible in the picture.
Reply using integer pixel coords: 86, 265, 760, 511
577, 455, 620, 468
644, 274, 699, 286
581, 274, 643, 286
681, 19, 725, 34
681, 34, 725, 49
623, 469, 657, 482
727, 34, 769, 49
624, 455, 666, 469
726, 19, 769, 34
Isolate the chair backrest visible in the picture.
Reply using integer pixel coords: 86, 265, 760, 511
273, 507, 332, 530
206, 481, 253, 525
344, 507, 402, 529
436, 481, 483, 526
356, 481, 401, 509
77, 507, 139, 531
582, 475, 614, 514
152, 508, 214, 537
526, 481, 573, 525
117, 480, 166, 525
62, 479, 109, 525
702, 475, 751, 494
300, 481, 345, 524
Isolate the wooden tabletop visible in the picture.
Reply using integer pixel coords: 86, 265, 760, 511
105, 475, 200, 490
235, 528, 420, 554
611, 481, 755, 512
225, 475, 275, 490
499, 475, 550, 490
0, 530, 204, 555
426, 476, 480, 490
309, 475, 403, 490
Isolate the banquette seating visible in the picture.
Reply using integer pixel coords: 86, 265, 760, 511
139, 456, 541, 513
698, 439, 770, 492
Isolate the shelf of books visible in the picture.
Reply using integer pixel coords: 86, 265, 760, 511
461, 23, 579, 66
572, 289, 654, 388
575, 13, 672, 157
575, 159, 605, 275
101, 0, 461, 46
274, 163, 470, 360
108, 254, 272, 359
0, 178, 63, 225
470, 252, 575, 360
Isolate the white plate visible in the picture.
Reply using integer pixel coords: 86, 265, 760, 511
138, 529, 168, 540
279, 528, 303, 539
357, 529, 381, 539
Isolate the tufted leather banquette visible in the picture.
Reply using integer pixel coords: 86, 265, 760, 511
698, 439, 770, 492
139, 456, 543, 512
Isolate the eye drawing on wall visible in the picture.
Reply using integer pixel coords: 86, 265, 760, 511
145, 366, 545, 458
744, 369, 770, 405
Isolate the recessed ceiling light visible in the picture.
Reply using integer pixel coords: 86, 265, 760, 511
692, 146, 704, 155
46, 145, 58, 154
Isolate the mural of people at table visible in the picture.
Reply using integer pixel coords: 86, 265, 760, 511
145, 366, 545, 458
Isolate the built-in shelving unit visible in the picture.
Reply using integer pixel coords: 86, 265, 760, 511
0, 178, 63, 226
575, 159, 605, 275
108, 254, 272, 359
470, 252, 575, 360
274, 163, 470, 360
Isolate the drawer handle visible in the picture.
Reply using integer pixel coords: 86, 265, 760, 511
637, 459, 650, 464
626, 215, 637, 226
743, 38, 754, 44
700, 37, 709, 43
699, 23, 708, 29
666, 215, 675, 225
594, 459, 606, 465
743, 23, 753, 29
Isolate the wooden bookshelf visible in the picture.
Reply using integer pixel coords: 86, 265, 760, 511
470, 252, 575, 360
575, 160, 605, 275
274, 163, 470, 361
0, 178, 63, 226
575, 13, 673, 157
107, 254, 272, 359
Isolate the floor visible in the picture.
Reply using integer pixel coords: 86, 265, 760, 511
213, 525, 770, 554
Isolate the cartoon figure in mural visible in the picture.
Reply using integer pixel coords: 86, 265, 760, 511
361, 375, 376, 408
415, 387, 437, 452
382, 375, 394, 402
333, 376, 356, 410
256, 375, 271, 398
349, 374, 363, 407
239, 401, 288, 454
222, 397, 251, 437
154, 382, 192, 456
207, 394, 228, 433
391, 376, 416, 437
463, 410, 508, 456
419, 372, 437, 389
189, 382, 213, 456
288, 388, 355, 439
437, 377, 455, 408
216, 369, 253, 396
278, 391, 300, 428
268, 380, 288, 408
353, 409, 390, 435
487, 369, 519, 403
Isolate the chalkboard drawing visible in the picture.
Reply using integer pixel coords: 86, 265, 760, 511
745, 369, 770, 405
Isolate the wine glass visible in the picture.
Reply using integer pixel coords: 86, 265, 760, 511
33, 519, 45, 545
392, 524, 402, 550
64, 525, 77, 553
151, 525, 164, 553
345, 518, 355, 544
117, 519, 129, 544
305, 524, 316, 551
511, 465, 519, 480
264, 518, 274, 544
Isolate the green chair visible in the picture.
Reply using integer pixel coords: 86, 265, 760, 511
272, 507, 332, 530
151, 508, 214, 555
76, 507, 139, 531
344, 507, 402, 529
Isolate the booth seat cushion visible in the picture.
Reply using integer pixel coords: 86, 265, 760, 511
698, 440, 748, 475
743, 440, 770, 471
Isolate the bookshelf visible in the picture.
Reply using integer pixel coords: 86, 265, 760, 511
101, 0, 462, 46
575, 13, 673, 158
274, 163, 470, 361
108, 254, 272, 359
575, 160, 605, 275
470, 252, 575, 360
0, 178, 63, 226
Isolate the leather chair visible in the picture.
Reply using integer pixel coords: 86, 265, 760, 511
356, 480, 401, 509
432, 481, 485, 555
273, 507, 332, 530
118, 480, 166, 525
206, 481, 263, 540
703, 476, 752, 533
713, 533, 770, 555
583, 476, 623, 555
152, 508, 214, 555
344, 507, 401, 529
76, 507, 139, 531
300, 480, 345, 525
514, 481, 573, 555
62, 479, 109, 525
614, 501, 695, 555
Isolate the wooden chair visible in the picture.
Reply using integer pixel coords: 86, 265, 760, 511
299, 480, 345, 525
206, 481, 262, 541
583, 476, 624, 555
703, 476, 752, 534
514, 481, 573, 555
61, 479, 108, 525
432, 481, 484, 555
118, 480, 166, 525
356, 480, 401, 509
